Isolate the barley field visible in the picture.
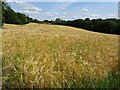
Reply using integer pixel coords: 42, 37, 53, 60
2, 23, 119, 88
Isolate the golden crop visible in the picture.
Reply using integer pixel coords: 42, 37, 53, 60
2, 23, 118, 88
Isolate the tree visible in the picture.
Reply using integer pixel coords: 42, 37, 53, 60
2, 2, 22, 24
17, 12, 29, 24
55, 18, 65, 25
84, 18, 91, 29
2, 1, 40, 25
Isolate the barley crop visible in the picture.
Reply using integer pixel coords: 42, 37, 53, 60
2, 23, 119, 88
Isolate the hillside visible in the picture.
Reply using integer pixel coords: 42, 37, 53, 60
2, 23, 119, 88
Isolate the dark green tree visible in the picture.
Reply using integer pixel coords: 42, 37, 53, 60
2, 1, 40, 25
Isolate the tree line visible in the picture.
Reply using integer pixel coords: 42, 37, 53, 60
2, 2, 40, 25
42, 18, 120, 35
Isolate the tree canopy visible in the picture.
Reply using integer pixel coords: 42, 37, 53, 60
2, 2, 40, 25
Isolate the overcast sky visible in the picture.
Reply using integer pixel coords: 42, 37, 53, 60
7, 1, 119, 21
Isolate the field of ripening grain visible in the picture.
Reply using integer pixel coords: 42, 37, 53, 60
2, 23, 119, 88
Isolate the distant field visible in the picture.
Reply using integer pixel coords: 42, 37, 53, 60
2, 23, 119, 88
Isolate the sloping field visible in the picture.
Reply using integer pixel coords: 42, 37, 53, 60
2, 23, 119, 88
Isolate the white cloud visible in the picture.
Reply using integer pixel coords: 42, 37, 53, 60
59, 7, 66, 10
9, 1, 42, 12
23, 7, 42, 12
44, 12, 60, 17
63, 12, 68, 15
22, 10, 41, 14
81, 8, 88, 12
108, 14, 116, 17
15, 0, 25, 4
54, 12, 59, 15
20, 3, 42, 12
72, 16, 79, 19
32, 6, 42, 11
8, 1, 43, 20
22, 10, 30, 13
61, 15, 66, 18
44, 12, 55, 17
91, 14, 99, 17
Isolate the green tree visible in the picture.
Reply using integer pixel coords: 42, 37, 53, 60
55, 18, 65, 24
17, 12, 29, 24
2, 1, 40, 25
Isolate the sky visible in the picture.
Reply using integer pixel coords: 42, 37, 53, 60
7, 1, 119, 21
